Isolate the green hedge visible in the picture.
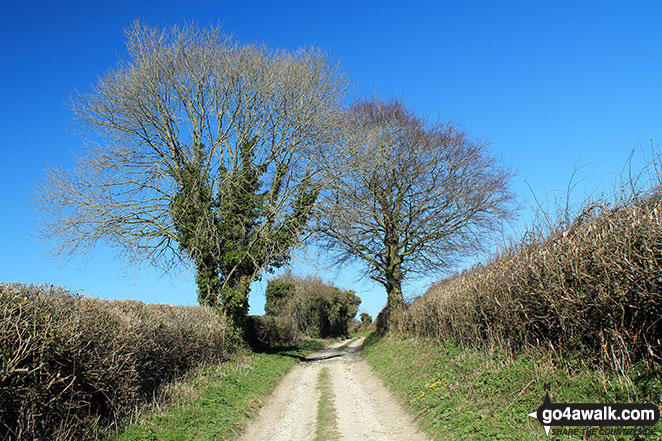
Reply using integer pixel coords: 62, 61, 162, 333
265, 276, 361, 339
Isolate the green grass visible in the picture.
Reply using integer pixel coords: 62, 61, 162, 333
337, 336, 358, 350
350, 329, 371, 338
362, 333, 662, 441
315, 367, 340, 441
104, 340, 324, 441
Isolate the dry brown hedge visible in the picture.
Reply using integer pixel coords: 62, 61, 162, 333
0, 283, 233, 441
393, 192, 662, 372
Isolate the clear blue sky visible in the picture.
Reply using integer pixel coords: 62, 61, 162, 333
2, 0, 662, 319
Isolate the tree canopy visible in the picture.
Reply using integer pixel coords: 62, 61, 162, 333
36, 21, 348, 325
315, 97, 516, 310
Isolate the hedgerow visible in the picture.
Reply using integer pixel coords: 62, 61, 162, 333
265, 275, 361, 339
0, 283, 233, 440
393, 190, 662, 372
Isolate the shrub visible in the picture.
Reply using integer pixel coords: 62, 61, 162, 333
282, 276, 361, 338
392, 191, 662, 372
0, 283, 233, 440
244, 315, 299, 349
264, 279, 296, 316
255, 275, 361, 341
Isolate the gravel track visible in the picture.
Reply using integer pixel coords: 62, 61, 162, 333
238, 337, 430, 441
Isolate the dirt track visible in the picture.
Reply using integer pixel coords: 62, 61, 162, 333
238, 337, 430, 441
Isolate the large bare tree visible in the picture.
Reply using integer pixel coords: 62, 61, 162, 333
315, 97, 515, 311
36, 21, 348, 325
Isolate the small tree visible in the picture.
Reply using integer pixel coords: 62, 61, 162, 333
316, 97, 515, 312
36, 21, 348, 326
360, 312, 373, 327
264, 278, 296, 316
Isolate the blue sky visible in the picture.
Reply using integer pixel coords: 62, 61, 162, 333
2, 1, 662, 319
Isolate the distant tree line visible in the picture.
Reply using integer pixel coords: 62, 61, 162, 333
264, 274, 361, 338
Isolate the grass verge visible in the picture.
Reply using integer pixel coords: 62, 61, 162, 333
315, 367, 340, 441
104, 340, 324, 441
362, 333, 662, 441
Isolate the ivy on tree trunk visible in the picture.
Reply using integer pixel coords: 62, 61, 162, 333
171, 138, 319, 327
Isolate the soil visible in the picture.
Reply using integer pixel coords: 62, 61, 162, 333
238, 337, 430, 441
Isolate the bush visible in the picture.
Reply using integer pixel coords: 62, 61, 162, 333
349, 313, 373, 334
282, 276, 361, 338
264, 279, 296, 316
244, 315, 299, 349
257, 275, 361, 340
0, 283, 233, 440
392, 191, 662, 372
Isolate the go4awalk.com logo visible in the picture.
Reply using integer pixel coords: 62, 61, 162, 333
527, 391, 659, 437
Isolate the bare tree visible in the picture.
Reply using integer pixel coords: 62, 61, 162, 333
36, 21, 348, 325
315, 97, 516, 311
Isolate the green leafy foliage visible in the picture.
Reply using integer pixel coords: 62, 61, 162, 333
170, 138, 319, 326
265, 275, 361, 338
170, 144, 221, 308
264, 279, 296, 316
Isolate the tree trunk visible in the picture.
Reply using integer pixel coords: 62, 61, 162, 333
195, 254, 221, 308
386, 271, 403, 310
385, 259, 404, 311
220, 276, 251, 330
384, 228, 404, 311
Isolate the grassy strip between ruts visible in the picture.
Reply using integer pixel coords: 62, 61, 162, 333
362, 332, 662, 441
314, 367, 341, 441
337, 336, 359, 350
103, 340, 324, 441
